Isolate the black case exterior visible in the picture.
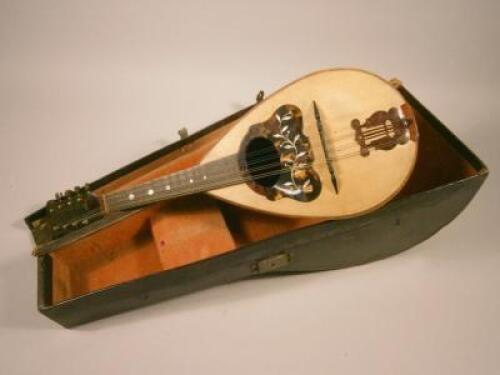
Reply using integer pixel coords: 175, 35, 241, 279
27, 87, 488, 327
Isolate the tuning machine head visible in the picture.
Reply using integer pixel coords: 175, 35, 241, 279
43, 183, 102, 241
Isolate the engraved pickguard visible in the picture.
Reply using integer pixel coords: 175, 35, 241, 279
239, 105, 321, 202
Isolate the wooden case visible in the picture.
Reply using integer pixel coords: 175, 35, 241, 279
25, 85, 488, 327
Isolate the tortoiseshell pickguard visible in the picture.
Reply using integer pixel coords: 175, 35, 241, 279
239, 105, 321, 202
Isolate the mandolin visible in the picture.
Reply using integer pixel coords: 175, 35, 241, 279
38, 68, 419, 243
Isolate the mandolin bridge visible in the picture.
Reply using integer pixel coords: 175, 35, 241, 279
239, 104, 321, 202
351, 106, 413, 157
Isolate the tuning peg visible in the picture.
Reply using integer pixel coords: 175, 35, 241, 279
74, 186, 81, 192
84, 183, 91, 191
55, 192, 63, 200
64, 190, 73, 197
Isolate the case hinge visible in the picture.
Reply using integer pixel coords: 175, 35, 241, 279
256, 90, 265, 103
178, 127, 189, 140
389, 78, 403, 89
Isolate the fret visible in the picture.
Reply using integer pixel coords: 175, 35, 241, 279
103, 154, 243, 213
178, 169, 187, 188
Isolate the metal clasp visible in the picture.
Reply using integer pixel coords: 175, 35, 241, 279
253, 253, 291, 274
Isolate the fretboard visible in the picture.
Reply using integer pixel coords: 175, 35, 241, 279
102, 154, 242, 213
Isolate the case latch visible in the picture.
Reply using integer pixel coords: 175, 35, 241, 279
253, 253, 291, 274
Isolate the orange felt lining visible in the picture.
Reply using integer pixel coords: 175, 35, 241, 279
150, 195, 237, 271
49, 108, 476, 304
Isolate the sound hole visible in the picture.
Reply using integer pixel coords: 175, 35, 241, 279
245, 137, 281, 187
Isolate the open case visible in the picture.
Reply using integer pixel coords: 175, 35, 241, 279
25, 84, 488, 327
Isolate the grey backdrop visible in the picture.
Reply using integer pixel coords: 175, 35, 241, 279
1, 1, 499, 374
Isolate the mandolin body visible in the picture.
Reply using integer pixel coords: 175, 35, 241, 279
203, 68, 419, 219
37, 68, 420, 245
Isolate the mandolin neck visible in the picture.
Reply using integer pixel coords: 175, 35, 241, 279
101, 154, 242, 213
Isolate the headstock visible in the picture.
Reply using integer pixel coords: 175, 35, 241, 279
32, 184, 102, 244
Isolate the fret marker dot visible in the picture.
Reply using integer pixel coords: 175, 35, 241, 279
165, 185, 171, 191
128, 193, 135, 200
189, 178, 194, 183
203, 175, 207, 180
147, 189, 155, 196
